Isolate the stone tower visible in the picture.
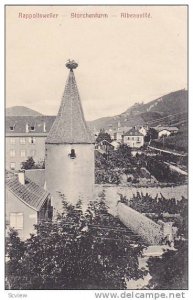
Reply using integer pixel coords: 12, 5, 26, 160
45, 60, 95, 214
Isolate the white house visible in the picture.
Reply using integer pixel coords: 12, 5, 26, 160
123, 128, 144, 148
6, 170, 52, 240
156, 126, 179, 138
158, 129, 171, 138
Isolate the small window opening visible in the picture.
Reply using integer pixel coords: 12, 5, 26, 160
68, 149, 76, 159
10, 126, 14, 131
30, 126, 35, 131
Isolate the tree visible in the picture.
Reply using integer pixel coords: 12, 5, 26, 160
108, 144, 132, 169
6, 199, 145, 290
21, 157, 45, 170
5, 229, 25, 289
96, 129, 112, 143
145, 128, 158, 142
35, 159, 45, 169
147, 240, 188, 289
95, 144, 135, 184
21, 156, 35, 170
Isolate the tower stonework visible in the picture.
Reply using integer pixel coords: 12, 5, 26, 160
45, 61, 95, 214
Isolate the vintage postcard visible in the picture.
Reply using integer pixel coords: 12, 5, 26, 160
5, 4, 188, 295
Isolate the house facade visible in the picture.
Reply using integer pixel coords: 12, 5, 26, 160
6, 170, 52, 240
6, 116, 55, 170
123, 128, 144, 148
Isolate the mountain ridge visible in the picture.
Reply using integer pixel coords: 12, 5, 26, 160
88, 89, 188, 130
6, 106, 43, 116
6, 89, 188, 131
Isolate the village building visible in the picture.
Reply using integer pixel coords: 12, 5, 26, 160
6, 170, 52, 240
45, 60, 95, 214
113, 125, 132, 142
113, 129, 123, 142
111, 140, 121, 150
6, 116, 55, 170
138, 125, 148, 136
123, 127, 144, 148
95, 139, 114, 154
154, 126, 179, 138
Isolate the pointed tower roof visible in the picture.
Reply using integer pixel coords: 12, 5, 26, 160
46, 61, 94, 144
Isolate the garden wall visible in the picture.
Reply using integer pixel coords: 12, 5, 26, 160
117, 203, 163, 245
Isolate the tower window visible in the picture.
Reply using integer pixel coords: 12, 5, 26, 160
68, 149, 76, 159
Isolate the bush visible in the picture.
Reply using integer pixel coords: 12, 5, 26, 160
6, 199, 145, 290
21, 157, 45, 170
146, 157, 186, 183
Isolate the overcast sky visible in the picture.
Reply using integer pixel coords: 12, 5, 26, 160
6, 5, 187, 121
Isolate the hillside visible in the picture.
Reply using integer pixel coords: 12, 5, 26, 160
88, 89, 188, 131
6, 106, 43, 116
150, 124, 188, 154
6, 90, 188, 131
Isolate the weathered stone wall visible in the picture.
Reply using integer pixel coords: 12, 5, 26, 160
117, 202, 163, 245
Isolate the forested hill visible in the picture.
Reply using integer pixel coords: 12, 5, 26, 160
88, 89, 188, 131
6, 106, 43, 116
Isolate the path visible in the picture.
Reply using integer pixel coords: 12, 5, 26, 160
148, 146, 187, 157
164, 162, 188, 176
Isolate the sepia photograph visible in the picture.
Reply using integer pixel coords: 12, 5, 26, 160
5, 5, 188, 292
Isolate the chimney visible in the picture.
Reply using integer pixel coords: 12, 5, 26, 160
43, 121, 46, 133
18, 170, 25, 185
26, 123, 29, 133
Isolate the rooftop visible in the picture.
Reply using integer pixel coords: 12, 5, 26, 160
124, 128, 144, 137
6, 171, 49, 211
6, 116, 55, 136
46, 63, 95, 144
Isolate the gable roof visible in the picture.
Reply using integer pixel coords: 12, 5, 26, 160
46, 69, 95, 144
124, 128, 144, 137
6, 116, 55, 136
97, 139, 113, 146
6, 171, 49, 211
